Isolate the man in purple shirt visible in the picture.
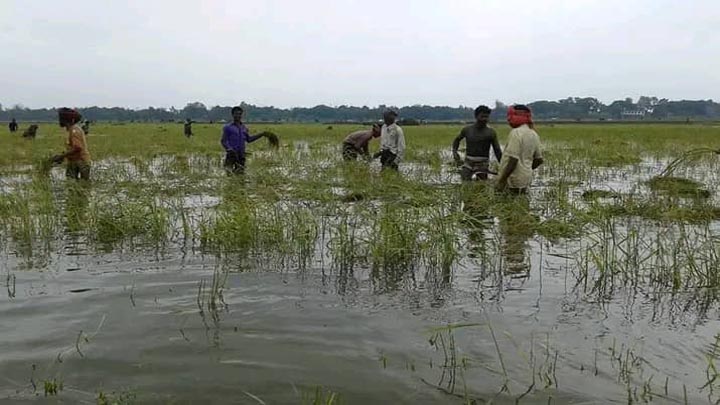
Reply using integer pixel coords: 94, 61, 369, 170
220, 106, 265, 174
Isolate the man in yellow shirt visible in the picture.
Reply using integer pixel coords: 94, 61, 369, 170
52, 108, 91, 180
495, 105, 543, 194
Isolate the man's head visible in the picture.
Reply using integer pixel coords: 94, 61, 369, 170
383, 110, 398, 126
58, 108, 82, 127
371, 123, 381, 137
507, 104, 533, 128
474, 105, 492, 126
231, 106, 244, 123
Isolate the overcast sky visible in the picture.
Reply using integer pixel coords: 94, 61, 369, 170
1, 0, 718, 109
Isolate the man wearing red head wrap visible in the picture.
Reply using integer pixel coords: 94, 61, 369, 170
52, 108, 91, 180
495, 105, 543, 193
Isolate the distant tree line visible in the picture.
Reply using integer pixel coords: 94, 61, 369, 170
1, 97, 719, 123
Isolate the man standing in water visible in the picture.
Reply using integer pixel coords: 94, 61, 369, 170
52, 108, 91, 180
495, 105, 543, 194
452, 105, 502, 180
8, 118, 18, 133
376, 110, 405, 171
184, 118, 194, 138
342, 123, 381, 161
220, 106, 264, 174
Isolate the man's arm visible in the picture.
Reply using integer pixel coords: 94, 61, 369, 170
452, 130, 465, 161
495, 157, 518, 191
491, 132, 503, 162
532, 144, 544, 169
56, 132, 82, 160
395, 127, 405, 162
220, 126, 231, 150
245, 125, 264, 143
495, 130, 520, 191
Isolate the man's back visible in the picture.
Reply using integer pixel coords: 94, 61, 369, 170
499, 124, 542, 189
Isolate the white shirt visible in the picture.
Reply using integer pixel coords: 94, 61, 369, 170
498, 124, 543, 189
380, 123, 406, 162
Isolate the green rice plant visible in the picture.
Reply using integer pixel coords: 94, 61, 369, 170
368, 204, 422, 291
88, 196, 169, 248
200, 197, 258, 254
301, 386, 342, 405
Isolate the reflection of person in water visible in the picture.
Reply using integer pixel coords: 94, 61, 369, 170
460, 191, 534, 292
496, 195, 534, 276
65, 183, 90, 236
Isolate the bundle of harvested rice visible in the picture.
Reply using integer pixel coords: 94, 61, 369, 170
258, 131, 279, 148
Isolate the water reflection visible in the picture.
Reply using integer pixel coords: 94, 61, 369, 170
460, 187, 535, 297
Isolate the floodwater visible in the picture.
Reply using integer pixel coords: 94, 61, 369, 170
1, 156, 719, 404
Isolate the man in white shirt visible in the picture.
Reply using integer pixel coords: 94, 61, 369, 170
495, 105, 544, 194
376, 110, 406, 171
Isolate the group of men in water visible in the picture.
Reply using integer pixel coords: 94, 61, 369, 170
340, 104, 543, 193
18, 104, 543, 193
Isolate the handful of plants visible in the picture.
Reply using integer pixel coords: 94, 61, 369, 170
257, 131, 280, 148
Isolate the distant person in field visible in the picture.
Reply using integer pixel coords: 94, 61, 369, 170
81, 120, 91, 134
184, 118, 194, 138
22, 124, 38, 139
220, 106, 265, 175
495, 105, 543, 194
375, 110, 405, 171
342, 123, 381, 161
52, 108, 91, 180
8, 118, 18, 133
452, 105, 502, 181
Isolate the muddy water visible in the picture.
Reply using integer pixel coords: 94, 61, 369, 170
1, 158, 720, 404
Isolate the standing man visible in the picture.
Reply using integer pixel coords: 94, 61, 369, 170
495, 105, 543, 194
377, 110, 405, 171
220, 106, 264, 175
81, 120, 91, 135
184, 118, 194, 138
452, 105, 502, 180
52, 108, 91, 180
8, 118, 18, 133
342, 123, 381, 161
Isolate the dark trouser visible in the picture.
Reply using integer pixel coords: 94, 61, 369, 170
380, 149, 398, 171
342, 142, 359, 161
460, 157, 489, 181
224, 151, 246, 175
185, 131, 192, 138
66, 161, 90, 181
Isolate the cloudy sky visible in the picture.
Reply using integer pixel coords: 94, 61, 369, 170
1, 0, 718, 109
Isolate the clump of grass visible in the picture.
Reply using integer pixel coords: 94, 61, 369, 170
582, 189, 619, 200
647, 176, 711, 198
659, 147, 720, 177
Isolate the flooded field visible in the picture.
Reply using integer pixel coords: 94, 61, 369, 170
1, 123, 720, 404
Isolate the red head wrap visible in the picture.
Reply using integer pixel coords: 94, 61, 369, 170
58, 107, 82, 125
507, 106, 533, 129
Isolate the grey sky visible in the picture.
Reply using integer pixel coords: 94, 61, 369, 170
1, 0, 718, 109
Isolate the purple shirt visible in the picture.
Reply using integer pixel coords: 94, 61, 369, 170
221, 122, 263, 155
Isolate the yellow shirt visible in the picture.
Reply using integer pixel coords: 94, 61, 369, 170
66, 125, 91, 162
498, 124, 542, 189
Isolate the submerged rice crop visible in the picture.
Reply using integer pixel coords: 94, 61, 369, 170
2, 122, 720, 403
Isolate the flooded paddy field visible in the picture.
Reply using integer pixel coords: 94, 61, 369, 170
1, 123, 720, 404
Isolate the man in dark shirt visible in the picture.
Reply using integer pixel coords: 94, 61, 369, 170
9, 118, 18, 133
184, 118, 194, 138
452, 105, 502, 180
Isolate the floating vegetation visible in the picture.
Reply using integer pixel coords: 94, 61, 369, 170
647, 176, 711, 198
